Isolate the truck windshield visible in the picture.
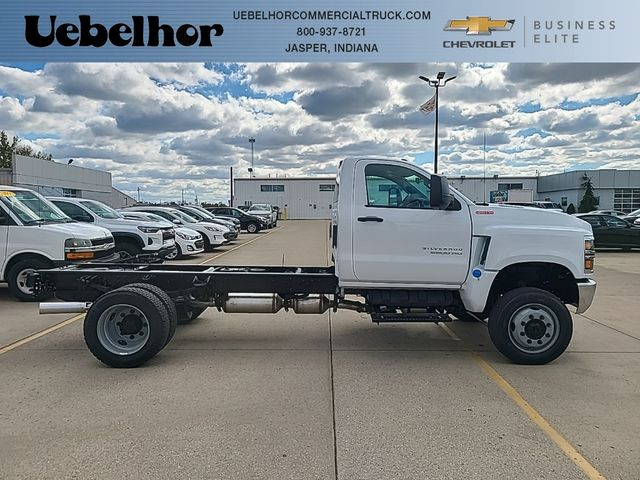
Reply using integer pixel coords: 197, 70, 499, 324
80, 200, 123, 219
0, 189, 70, 224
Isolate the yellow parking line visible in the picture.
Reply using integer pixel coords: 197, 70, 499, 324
0, 314, 84, 355
439, 324, 606, 480
472, 353, 606, 480
198, 226, 283, 265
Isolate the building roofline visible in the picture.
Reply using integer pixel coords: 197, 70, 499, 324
235, 176, 337, 181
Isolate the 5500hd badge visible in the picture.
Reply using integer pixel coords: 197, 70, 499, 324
24, 16, 224, 47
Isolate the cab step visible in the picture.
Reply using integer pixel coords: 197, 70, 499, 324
370, 312, 451, 323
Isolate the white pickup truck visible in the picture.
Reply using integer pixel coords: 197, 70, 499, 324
34, 157, 596, 368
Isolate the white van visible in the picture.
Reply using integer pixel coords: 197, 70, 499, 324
0, 186, 115, 300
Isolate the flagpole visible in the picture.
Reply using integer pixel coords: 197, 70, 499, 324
434, 86, 439, 174
483, 132, 487, 203
418, 73, 456, 175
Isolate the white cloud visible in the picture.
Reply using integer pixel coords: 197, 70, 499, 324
0, 62, 638, 202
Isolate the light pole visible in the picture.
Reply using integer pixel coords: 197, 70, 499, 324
248, 137, 256, 178
419, 72, 456, 174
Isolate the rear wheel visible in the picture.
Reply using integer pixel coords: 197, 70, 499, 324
488, 287, 572, 365
246, 222, 259, 233
83, 287, 170, 368
7, 258, 53, 301
124, 283, 178, 347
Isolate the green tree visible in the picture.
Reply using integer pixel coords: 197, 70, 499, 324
577, 174, 598, 213
566, 203, 576, 215
0, 130, 53, 168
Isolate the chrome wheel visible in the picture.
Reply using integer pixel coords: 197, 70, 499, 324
16, 268, 36, 295
509, 303, 559, 354
96, 304, 150, 355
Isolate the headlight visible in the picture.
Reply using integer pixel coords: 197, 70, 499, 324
205, 226, 221, 232
584, 237, 595, 273
138, 226, 160, 233
177, 231, 199, 240
65, 238, 92, 248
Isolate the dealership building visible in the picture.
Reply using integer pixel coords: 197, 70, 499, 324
234, 168, 640, 220
0, 154, 136, 208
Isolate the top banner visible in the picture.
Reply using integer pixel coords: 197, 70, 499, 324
1, 0, 639, 62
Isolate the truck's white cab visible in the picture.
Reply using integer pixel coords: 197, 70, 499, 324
0, 186, 114, 300
332, 158, 596, 364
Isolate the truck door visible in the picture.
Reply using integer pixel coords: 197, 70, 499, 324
351, 160, 472, 285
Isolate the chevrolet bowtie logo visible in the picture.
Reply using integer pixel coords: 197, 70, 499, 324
445, 17, 515, 35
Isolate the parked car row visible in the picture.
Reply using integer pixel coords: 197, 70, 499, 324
577, 213, 640, 249
0, 185, 274, 301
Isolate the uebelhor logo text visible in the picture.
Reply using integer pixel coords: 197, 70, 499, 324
24, 16, 224, 47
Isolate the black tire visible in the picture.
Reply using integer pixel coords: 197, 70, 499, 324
246, 222, 259, 233
124, 283, 178, 347
202, 236, 213, 252
488, 287, 572, 365
115, 241, 142, 257
176, 305, 207, 325
453, 311, 487, 322
83, 287, 171, 368
7, 258, 53, 301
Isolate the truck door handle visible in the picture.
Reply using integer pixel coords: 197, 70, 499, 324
357, 216, 384, 223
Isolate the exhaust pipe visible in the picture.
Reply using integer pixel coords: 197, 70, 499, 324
222, 294, 284, 313
221, 294, 331, 314
39, 302, 92, 314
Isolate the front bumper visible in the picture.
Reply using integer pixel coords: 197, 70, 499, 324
575, 278, 597, 314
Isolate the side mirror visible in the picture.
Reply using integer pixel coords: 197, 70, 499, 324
72, 214, 93, 222
430, 175, 455, 210
173, 219, 181, 225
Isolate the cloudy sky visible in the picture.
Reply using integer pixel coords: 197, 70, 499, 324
0, 62, 639, 203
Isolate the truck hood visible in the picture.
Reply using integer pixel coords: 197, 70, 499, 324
34, 222, 113, 239
472, 203, 593, 235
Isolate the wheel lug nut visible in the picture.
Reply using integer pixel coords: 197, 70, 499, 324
129, 335, 135, 340
139, 332, 144, 336
546, 323, 551, 328
527, 339, 532, 344
537, 340, 543, 344
521, 321, 526, 326
529, 315, 534, 320
520, 332, 525, 336
545, 333, 551, 338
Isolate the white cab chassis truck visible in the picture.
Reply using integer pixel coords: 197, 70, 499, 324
33, 158, 596, 368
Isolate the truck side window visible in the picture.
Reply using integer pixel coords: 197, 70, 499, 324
365, 164, 431, 209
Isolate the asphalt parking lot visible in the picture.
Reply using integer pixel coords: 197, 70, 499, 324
1, 220, 639, 480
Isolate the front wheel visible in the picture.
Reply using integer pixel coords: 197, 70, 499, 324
488, 287, 572, 365
7, 258, 53, 301
246, 222, 259, 234
115, 241, 142, 258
